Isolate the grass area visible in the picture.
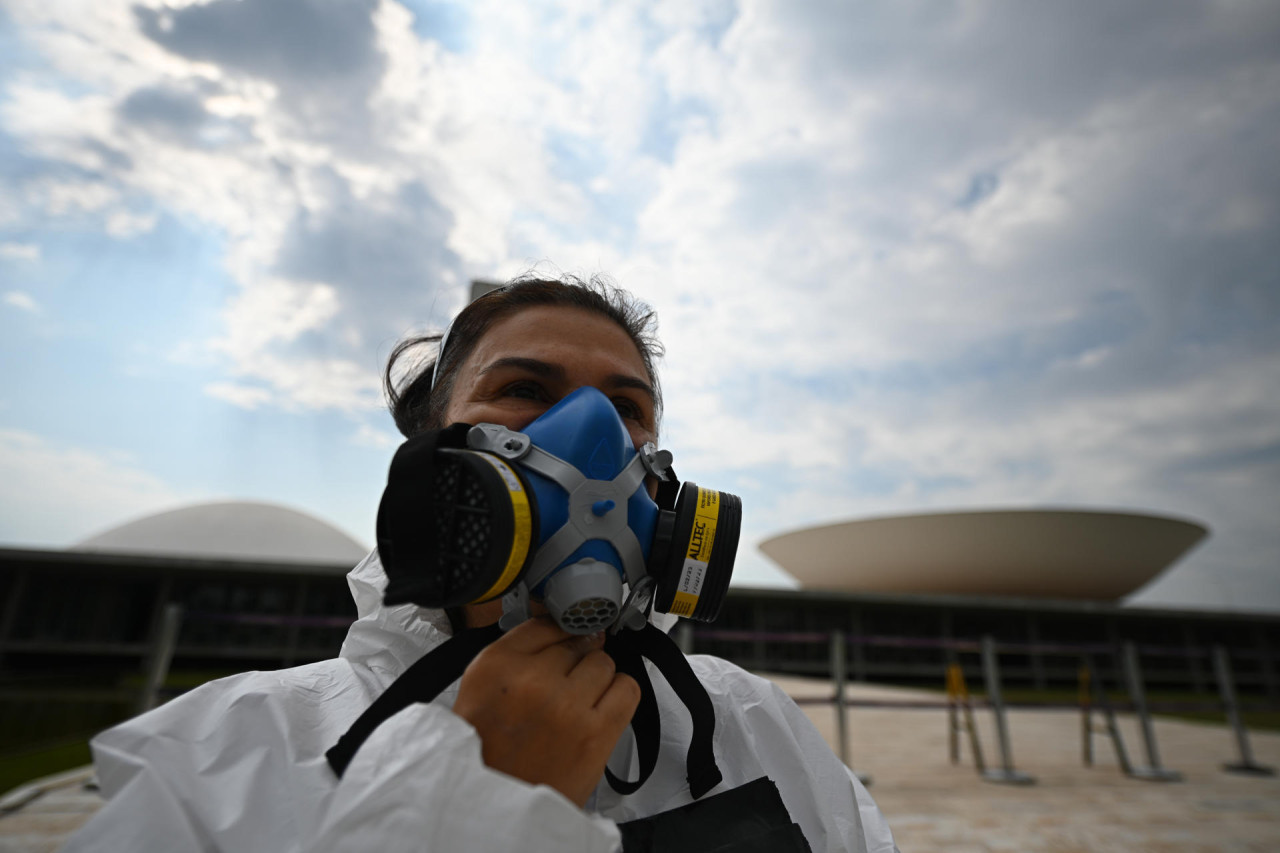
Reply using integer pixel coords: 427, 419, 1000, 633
115, 669, 242, 690
954, 685, 1280, 732
0, 669, 242, 794
0, 738, 92, 798
1157, 707, 1280, 732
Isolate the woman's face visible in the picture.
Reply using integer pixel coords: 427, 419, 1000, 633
444, 305, 658, 450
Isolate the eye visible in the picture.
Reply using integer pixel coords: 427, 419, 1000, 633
612, 396, 644, 422
501, 380, 550, 402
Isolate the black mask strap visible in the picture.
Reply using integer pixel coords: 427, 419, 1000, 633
326, 619, 723, 801
603, 629, 662, 795
605, 624, 723, 799
655, 466, 681, 511
326, 622, 502, 777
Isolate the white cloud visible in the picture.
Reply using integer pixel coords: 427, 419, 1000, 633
105, 209, 159, 237
351, 422, 400, 449
204, 381, 273, 410
215, 278, 340, 357
3, 291, 41, 313
0, 428, 192, 547
0, 242, 41, 261
3, 0, 1278, 608
240, 353, 383, 413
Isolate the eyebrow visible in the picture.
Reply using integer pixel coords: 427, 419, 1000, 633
479, 356, 656, 404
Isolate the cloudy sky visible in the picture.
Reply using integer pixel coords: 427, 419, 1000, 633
2, 0, 1277, 611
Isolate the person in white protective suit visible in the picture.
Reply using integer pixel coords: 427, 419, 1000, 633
65, 275, 899, 853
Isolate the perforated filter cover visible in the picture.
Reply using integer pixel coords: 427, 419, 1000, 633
542, 559, 624, 635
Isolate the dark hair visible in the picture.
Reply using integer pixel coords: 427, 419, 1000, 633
384, 273, 664, 438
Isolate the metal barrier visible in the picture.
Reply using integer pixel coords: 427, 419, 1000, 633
1120, 641, 1181, 781
127, 607, 353, 713
831, 631, 849, 766
111, 610, 1280, 787
1213, 645, 1276, 776
691, 625, 1279, 784
1081, 655, 1135, 776
138, 603, 183, 715
978, 635, 1035, 784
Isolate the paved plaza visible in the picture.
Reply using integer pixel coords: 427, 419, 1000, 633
782, 676, 1280, 852
2, 676, 1278, 851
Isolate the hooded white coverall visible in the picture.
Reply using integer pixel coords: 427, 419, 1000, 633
64, 552, 899, 853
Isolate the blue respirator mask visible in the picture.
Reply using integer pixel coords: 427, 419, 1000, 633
330, 385, 738, 794
377, 386, 742, 634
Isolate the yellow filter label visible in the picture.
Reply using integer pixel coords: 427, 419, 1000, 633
472, 454, 532, 603
671, 489, 719, 617
670, 591, 699, 617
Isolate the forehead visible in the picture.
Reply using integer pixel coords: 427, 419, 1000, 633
465, 305, 649, 378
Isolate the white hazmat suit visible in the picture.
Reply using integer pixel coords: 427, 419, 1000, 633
65, 551, 898, 852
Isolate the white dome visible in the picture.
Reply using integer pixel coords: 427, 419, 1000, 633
73, 501, 369, 565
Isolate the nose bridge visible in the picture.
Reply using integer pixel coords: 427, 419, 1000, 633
523, 385, 630, 469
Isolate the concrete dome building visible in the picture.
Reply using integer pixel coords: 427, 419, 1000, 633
759, 508, 1208, 601
2, 503, 369, 782
4, 499, 1275, 767
73, 501, 368, 566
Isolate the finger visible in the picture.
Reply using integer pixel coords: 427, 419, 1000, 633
560, 630, 606, 656
594, 671, 641, 719
565, 648, 618, 699
541, 631, 606, 676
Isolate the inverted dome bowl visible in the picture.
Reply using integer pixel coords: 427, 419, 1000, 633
759, 509, 1207, 600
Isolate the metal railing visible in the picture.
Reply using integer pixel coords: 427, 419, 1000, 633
689, 626, 1278, 783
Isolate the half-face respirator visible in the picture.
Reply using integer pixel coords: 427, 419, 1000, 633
376, 386, 741, 634
329, 385, 740, 793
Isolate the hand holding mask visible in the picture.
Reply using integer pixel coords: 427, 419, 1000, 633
328, 387, 740, 801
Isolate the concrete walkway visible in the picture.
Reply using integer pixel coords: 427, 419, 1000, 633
0, 772, 100, 853
2, 676, 1278, 851
778, 675, 1280, 852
